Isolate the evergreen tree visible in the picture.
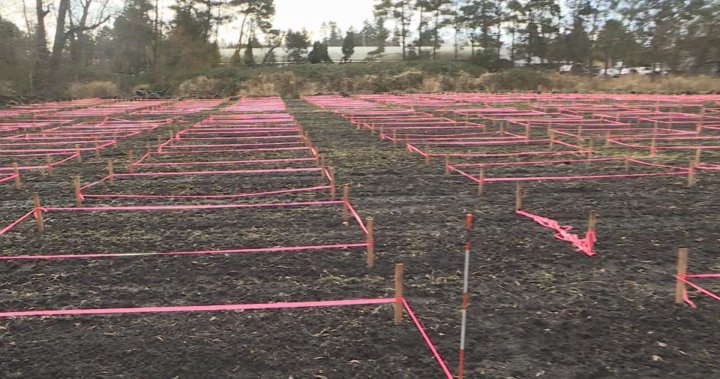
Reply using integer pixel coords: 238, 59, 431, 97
341, 31, 356, 62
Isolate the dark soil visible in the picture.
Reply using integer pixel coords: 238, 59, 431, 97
0, 99, 719, 378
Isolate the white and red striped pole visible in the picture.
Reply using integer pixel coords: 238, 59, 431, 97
457, 213, 473, 379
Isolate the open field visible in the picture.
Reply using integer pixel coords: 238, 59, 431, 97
2, 94, 720, 378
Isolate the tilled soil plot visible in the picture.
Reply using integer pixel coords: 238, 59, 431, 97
1, 100, 720, 378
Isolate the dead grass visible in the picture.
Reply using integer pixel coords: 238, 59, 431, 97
67, 81, 120, 98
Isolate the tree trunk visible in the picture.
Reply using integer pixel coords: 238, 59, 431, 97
50, 0, 71, 68
432, 9, 440, 60
418, 7, 423, 56
35, 0, 49, 64
400, 4, 407, 60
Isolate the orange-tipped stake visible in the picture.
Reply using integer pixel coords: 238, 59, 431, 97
366, 217, 375, 269
394, 263, 404, 324
675, 248, 689, 304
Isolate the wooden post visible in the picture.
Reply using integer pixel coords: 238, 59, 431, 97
675, 248, 689, 304
379, 127, 384, 138
444, 155, 450, 175
32, 193, 45, 232
587, 139, 594, 157
45, 155, 53, 175
650, 135, 657, 156
13, 163, 21, 190
694, 147, 702, 166
515, 183, 523, 210
127, 150, 134, 173
524, 124, 531, 139
145, 143, 151, 153
328, 167, 336, 200
366, 217, 375, 269
342, 184, 350, 222
392, 130, 398, 148
588, 210, 597, 232
605, 131, 611, 147
394, 263, 404, 324
108, 160, 114, 186
578, 126, 583, 138
624, 155, 630, 172
73, 176, 82, 205
688, 159, 696, 187
477, 168, 485, 196
549, 131, 555, 149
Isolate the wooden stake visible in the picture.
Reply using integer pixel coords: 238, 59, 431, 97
13, 163, 21, 189
45, 155, 53, 175
675, 248, 689, 304
127, 150, 134, 173
515, 183, 523, 210
650, 135, 657, 156
605, 131, 611, 147
392, 130, 398, 148
588, 210, 597, 231
366, 217, 375, 269
694, 147, 702, 165
108, 160, 114, 186
524, 124, 531, 139
477, 168, 485, 196
587, 139, 594, 157
73, 176, 82, 205
688, 159, 696, 187
394, 263, 404, 324
444, 155, 450, 175
328, 167, 336, 199
76, 145, 82, 163
32, 193, 45, 232
342, 184, 350, 222
624, 155, 630, 172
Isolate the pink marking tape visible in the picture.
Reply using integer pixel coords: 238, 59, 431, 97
516, 210, 596, 256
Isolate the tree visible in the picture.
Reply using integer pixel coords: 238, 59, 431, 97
243, 36, 255, 66
230, 0, 275, 55
112, 0, 155, 73
285, 29, 310, 63
375, 0, 413, 60
162, 0, 221, 70
425, 0, 454, 59
308, 41, 333, 63
341, 31, 355, 62
35, 0, 51, 65
594, 19, 636, 72
461, 0, 504, 65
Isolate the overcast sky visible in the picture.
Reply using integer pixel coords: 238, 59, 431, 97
1, 0, 377, 44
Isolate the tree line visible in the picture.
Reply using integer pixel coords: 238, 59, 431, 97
0, 0, 719, 97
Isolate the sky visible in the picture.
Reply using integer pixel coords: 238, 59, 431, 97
0, 0, 377, 43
